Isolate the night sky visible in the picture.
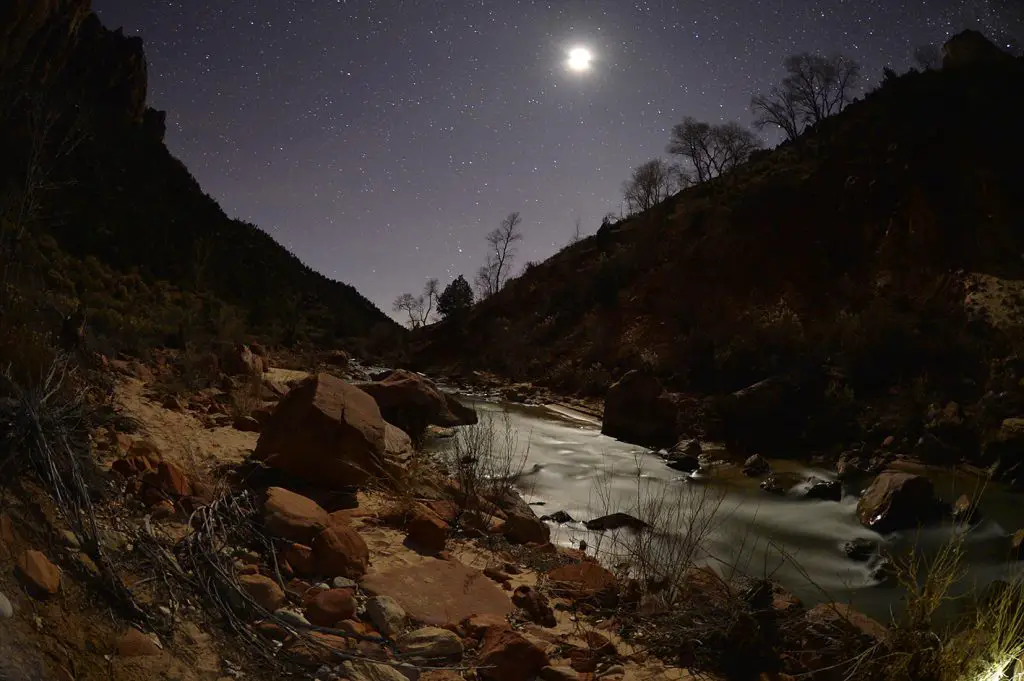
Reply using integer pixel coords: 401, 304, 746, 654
91, 1, 1020, 318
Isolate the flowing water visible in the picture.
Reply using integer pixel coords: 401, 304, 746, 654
447, 396, 1024, 622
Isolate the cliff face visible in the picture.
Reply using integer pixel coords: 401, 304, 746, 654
1, 0, 147, 123
0, 2, 395, 346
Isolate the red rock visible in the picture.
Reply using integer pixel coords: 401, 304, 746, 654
313, 524, 370, 579
0, 514, 23, 559
512, 586, 556, 627
547, 562, 617, 602
806, 603, 887, 642
115, 628, 162, 657
358, 369, 466, 435
111, 456, 157, 478
503, 513, 549, 545
306, 588, 357, 626
338, 619, 377, 637
424, 500, 459, 524
285, 632, 349, 666
461, 613, 509, 639
238, 574, 286, 612
856, 471, 943, 534
361, 559, 512, 627
407, 508, 449, 553
284, 543, 316, 577
478, 626, 549, 681
233, 415, 261, 432
287, 578, 316, 600
254, 374, 389, 487
254, 621, 289, 641
263, 487, 330, 544
143, 461, 192, 498
15, 550, 61, 597
325, 350, 350, 368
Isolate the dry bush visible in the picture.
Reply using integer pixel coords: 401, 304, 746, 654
860, 523, 1024, 681
441, 410, 529, 526
230, 371, 263, 419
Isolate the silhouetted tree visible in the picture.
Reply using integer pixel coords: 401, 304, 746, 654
914, 44, 942, 70
751, 53, 861, 141
622, 158, 679, 214
393, 278, 441, 328
667, 117, 762, 183
438, 275, 474, 318
475, 211, 523, 298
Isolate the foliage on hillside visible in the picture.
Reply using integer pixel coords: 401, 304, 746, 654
411, 50, 1024, 453
0, 4, 396, 360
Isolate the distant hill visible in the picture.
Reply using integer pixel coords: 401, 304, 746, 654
412, 32, 1024, 458
0, 1, 396, 355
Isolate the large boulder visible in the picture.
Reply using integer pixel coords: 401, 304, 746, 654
358, 370, 474, 436
503, 512, 550, 545
313, 522, 370, 579
478, 626, 549, 681
856, 471, 946, 534
254, 373, 389, 487
361, 558, 512, 627
263, 487, 329, 544
601, 371, 680, 448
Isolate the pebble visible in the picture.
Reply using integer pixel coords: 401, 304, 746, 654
61, 530, 82, 549
0, 592, 13, 619
274, 608, 310, 627
332, 576, 357, 589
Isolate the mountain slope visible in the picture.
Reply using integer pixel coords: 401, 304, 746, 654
412, 34, 1024, 457
0, 1, 395, 350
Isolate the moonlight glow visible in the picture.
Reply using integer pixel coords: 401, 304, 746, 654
567, 46, 593, 72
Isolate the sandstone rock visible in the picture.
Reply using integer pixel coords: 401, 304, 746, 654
143, 461, 192, 499
396, 627, 464, 660
222, 343, 263, 376
263, 487, 330, 544
15, 550, 61, 597
540, 510, 575, 524
254, 373, 389, 487
803, 478, 841, 501
361, 560, 512, 628
856, 471, 945, 534
503, 512, 550, 545
233, 415, 261, 432
313, 523, 370, 579
540, 667, 577, 681
342, 660, 408, 681
280, 542, 314, 577
512, 586, 556, 627
286, 632, 349, 666
305, 588, 356, 626
547, 562, 618, 603
601, 371, 680, 448
478, 626, 549, 681
325, 350, 350, 368
253, 621, 289, 641
406, 508, 448, 553
358, 370, 470, 436
805, 603, 887, 642
238, 574, 285, 612
115, 628, 162, 657
584, 513, 649, 532
365, 595, 407, 637
742, 454, 771, 477
461, 613, 510, 638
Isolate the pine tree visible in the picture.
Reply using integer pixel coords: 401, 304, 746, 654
437, 275, 474, 318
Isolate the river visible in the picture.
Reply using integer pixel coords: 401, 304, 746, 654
445, 395, 1024, 623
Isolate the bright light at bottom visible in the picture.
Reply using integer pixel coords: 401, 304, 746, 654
567, 47, 593, 72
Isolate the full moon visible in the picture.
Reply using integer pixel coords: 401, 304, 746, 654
567, 46, 593, 72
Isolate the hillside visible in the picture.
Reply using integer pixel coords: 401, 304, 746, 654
411, 33, 1024, 462
0, 1, 396, 355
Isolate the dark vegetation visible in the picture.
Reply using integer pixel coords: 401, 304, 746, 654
410, 33, 1024, 466
0, 2, 396, 371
